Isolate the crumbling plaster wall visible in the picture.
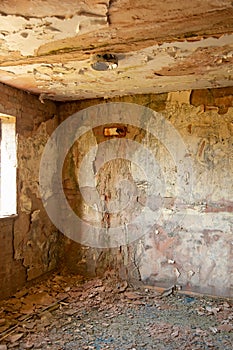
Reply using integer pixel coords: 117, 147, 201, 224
0, 83, 232, 300
0, 83, 60, 299
58, 89, 233, 297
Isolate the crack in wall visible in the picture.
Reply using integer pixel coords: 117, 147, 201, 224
106, 0, 117, 25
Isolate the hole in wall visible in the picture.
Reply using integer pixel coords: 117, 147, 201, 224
103, 125, 127, 137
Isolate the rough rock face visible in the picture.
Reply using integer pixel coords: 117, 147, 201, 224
0, 1, 233, 101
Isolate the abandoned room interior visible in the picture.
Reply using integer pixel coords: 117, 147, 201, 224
0, 0, 232, 349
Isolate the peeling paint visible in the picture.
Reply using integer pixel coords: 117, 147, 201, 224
0, 14, 108, 56
1, 34, 233, 100
60, 93, 233, 297
0, 0, 233, 101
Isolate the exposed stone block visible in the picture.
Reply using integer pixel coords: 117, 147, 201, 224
190, 87, 233, 114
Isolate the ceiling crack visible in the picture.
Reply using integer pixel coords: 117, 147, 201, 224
0, 10, 106, 21
0, 10, 67, 20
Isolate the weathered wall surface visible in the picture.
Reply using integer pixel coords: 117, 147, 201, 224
1, 1, 233, 101
58, 89, 233, 297
0, 83, 60, 299
0, 84, 232, 299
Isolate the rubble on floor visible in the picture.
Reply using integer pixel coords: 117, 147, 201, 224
0, 272, 232, 349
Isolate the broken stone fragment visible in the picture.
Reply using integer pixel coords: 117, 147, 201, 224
8, 333, 24, 343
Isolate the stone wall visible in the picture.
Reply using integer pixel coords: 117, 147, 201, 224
0, 83, 232, 299
58, 89, 233, 297
0, 83, 60, 299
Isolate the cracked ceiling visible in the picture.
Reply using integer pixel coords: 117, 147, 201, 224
0, 0, 233, 101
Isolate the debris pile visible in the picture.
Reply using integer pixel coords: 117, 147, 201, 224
0, 272, 232, 349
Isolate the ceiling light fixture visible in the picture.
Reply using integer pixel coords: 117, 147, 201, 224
91, 53, 118, 71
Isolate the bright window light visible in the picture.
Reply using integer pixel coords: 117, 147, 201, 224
0, 114, 17, 217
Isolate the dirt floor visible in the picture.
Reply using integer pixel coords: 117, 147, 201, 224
0, 273, 232, 350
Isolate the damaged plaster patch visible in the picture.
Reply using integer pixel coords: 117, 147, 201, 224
19, 191, 32, 214
1, 34, 233, 100
0, 0, 109, 19
18, 122, 53, 212
0, 13, 108, 56
31, 209, 40, 221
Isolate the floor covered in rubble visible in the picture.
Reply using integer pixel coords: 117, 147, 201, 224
0, 274, 232, 350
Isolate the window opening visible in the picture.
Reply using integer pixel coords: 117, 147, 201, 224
0, 114, 17, 217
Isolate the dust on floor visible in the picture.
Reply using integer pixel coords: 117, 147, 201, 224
0, 273, 232, 349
